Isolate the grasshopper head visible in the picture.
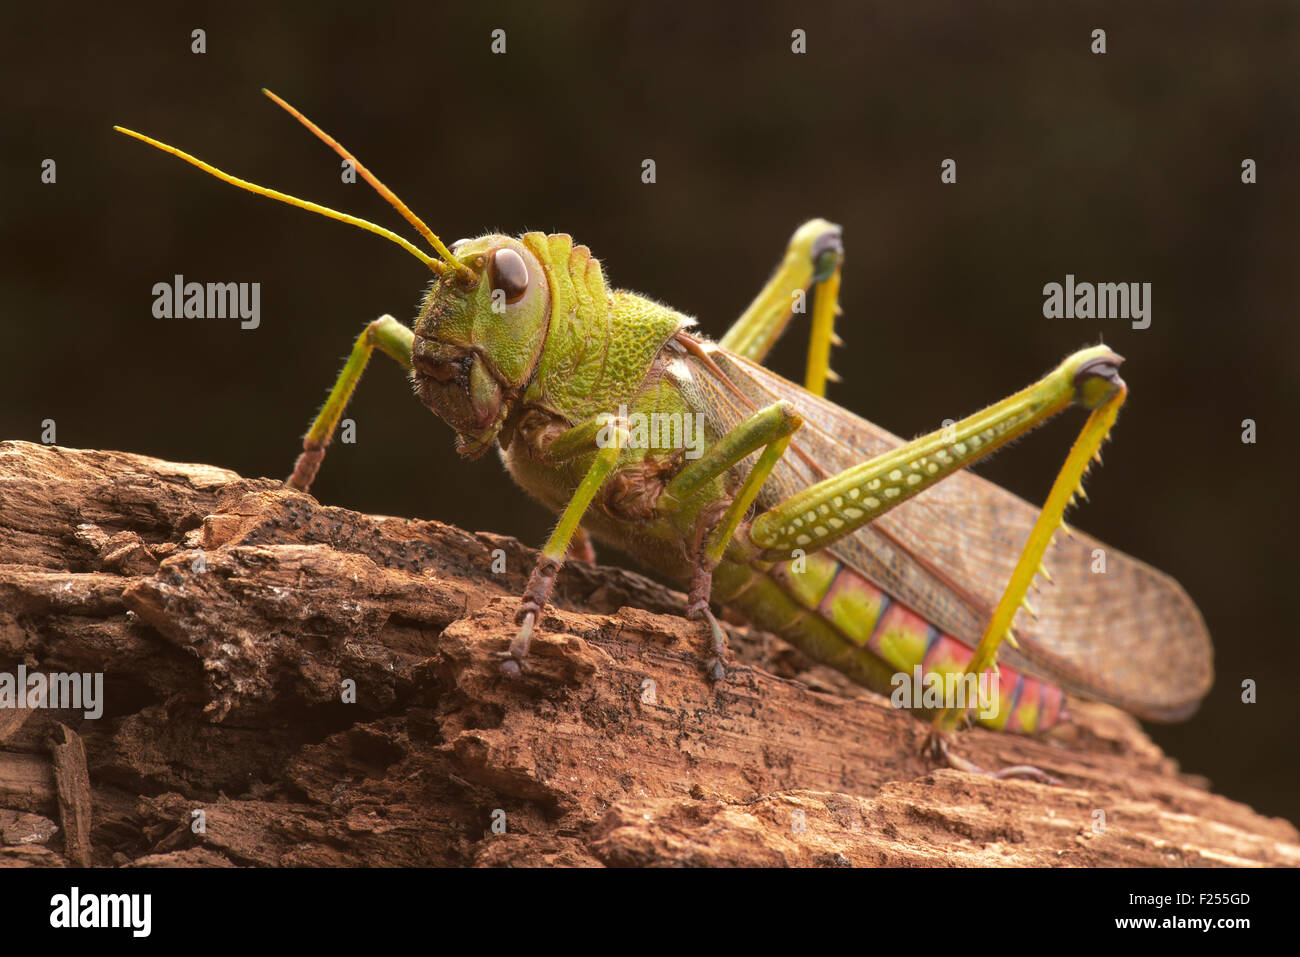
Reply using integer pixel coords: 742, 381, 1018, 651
411, 235, 551, 458
113, 94, 552, 460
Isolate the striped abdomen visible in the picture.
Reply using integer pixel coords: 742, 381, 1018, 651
713, 551, 1066, 732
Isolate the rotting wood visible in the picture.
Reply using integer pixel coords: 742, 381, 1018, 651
0, 440, 1296, 867
47, 722, 93, 866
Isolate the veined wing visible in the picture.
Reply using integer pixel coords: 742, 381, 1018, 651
674, 336, 1213, 721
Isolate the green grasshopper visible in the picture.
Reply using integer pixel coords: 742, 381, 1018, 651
114, 92, 1213, 768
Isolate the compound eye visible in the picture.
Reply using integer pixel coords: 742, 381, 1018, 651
490, 247, 529, 304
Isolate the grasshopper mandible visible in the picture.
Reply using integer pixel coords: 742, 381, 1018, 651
114, 92, 1213, 766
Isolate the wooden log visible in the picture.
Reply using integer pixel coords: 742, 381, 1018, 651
0, 440, 1296, 867
47, 723, 92, 866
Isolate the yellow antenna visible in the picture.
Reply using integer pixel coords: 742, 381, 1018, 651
262, 89, 472, 280
113, 125, 447, 276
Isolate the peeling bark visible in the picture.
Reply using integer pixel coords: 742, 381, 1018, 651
0, 440, 1295, 868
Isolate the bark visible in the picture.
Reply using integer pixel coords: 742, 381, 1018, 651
0, 440, 1295, 868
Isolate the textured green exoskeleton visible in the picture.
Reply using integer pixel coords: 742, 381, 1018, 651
114, 95, 1214, 768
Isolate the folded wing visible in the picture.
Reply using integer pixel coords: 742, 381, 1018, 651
678, 341, 1213, 721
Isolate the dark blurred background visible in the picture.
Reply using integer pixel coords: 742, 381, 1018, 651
3, 2, 1296, 822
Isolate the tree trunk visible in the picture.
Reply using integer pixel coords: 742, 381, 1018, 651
0, 440, 1295, 867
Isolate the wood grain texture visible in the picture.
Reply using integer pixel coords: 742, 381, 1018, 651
47, 723, 92, 865
0, 441, 1294, 867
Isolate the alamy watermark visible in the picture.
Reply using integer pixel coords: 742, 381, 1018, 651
890, 665, 999, 720
50, 887, 150, 937
152, 274, 260, 329
0, 666, 103, 719
595, 404, 706, 459
1042, 274, 1151, 330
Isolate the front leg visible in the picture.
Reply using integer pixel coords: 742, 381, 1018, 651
500, 416, 630, 676
288, 315, 414, 492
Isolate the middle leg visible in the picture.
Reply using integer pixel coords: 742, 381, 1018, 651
661, 401, 803, 679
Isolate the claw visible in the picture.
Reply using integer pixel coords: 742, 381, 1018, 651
501, 610, 536, 676
923, 730, 1062, 785
686, 549, 732, 682
989, 764, 1063, 785
705, 656, 727, 683
687, 601, 731, 682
